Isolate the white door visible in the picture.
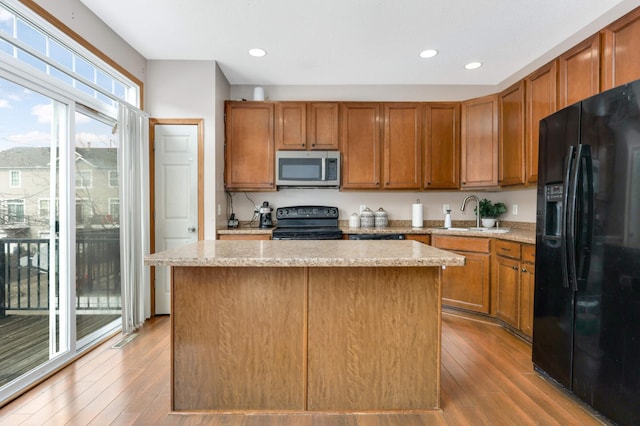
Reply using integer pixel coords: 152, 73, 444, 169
154, 124, 198, 314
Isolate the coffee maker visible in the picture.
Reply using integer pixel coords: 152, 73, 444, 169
259, 201, 273, 228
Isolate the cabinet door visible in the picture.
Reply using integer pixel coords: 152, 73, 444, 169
602, 7, 640, 91
495, 256, 521, 328
340, 103, 382, 189
405, 234, 430, 245
383, 103, 422, 189
525, 61, 557, 185
520, 260, 535, 337
224, 101, 275, 190
424, 103, 460, 189
308, 103, 339, 150
558, 34, 600, 109
218, 234, 271, 240
275, 102, 307, 150
461, 95, 499, 188
440, 251, 491, 314
498, 81, 526, 187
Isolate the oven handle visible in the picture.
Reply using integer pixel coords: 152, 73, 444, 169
321, 158, 327, 181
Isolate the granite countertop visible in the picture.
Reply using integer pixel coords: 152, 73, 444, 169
145, 240, 466, 268
217, 221, 536, 244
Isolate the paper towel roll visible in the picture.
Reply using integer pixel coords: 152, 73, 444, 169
412, 203, 423, 228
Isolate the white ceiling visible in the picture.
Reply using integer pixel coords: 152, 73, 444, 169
79, 0, 640, 86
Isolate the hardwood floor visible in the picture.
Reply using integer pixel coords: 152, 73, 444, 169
0, 312, 610, 425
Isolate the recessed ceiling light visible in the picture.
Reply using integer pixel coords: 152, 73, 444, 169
465, 62, 482, 70
249, 48, 267, 57
419, 49, 438, 59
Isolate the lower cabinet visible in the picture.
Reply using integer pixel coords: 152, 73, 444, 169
218, 234, 271, 240
432, 235, 491, 314
405, 234, 430, 245
492, 240, 535, 337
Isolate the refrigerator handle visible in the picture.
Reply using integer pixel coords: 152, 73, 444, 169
575, 145, 594, 291
562, 145, 576, 289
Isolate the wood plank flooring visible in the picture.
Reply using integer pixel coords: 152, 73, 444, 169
0, 312, 611, 425
0, 314, 120, 388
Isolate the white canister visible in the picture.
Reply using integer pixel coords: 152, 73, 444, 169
349, 212, 361, 228
374, 207, 388, 228
253, 86, 265, 101
360, 207, 375, 228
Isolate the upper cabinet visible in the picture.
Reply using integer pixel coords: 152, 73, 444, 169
307, 102, 340, 150
602, 7, 640, 91
224, 101, 275, 191
461, 95, 499, 189
340, 103, 382, 189
525, 61, 557, 185
424, 103, 460, 189
275, 102, 307, 150
498, 81, 526, 187
382, 103, 422, 189
276, 102, 339, 150
558, 34, 601, 109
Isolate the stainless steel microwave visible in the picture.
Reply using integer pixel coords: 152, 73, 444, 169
276, 150, 340, 187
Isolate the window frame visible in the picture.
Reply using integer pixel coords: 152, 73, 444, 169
9, 170, 21, 187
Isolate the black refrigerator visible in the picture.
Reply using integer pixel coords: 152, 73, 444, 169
533, 80, 640, 425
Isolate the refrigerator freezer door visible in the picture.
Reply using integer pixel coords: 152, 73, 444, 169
533, 103, 580, 389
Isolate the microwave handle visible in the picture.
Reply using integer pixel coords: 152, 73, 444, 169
321, 158, 326, 181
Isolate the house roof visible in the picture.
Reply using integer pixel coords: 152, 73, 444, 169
0, 147, 117, 169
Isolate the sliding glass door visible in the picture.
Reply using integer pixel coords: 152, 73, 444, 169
0, 76, 65, 388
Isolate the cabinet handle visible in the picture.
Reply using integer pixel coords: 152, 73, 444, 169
501, 247, 511, 252
512, 266, 518, 271
522, 268, 527, 273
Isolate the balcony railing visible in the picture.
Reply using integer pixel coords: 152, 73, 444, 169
0, 230, 121, 316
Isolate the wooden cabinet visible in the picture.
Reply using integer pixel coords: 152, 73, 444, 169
224, 101, 275, 191
461, 95, 499, 188
276, 102, 339, 150
424, 103, 460, 189
493, 240, 536, 337
602, 7, 640, 91
498, 81, 526, 187
493, 240, 521, 327
525, 61, 557, 185
340, 103, 382, 189
406, 234, 430, 245
558, 34, 600, 109
432, 235, 491, 314
218, 234, 271, 240
308, 102, 340, 150
382, 103, 422, 189
519, 244, 536, 337
275, 102, 307, 150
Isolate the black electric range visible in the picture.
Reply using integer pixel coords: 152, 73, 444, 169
271, 206, 343, 240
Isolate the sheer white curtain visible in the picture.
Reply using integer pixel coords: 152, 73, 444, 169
118, 104, 150, 334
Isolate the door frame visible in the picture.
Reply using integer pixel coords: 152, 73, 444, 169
149, 118, 204, 316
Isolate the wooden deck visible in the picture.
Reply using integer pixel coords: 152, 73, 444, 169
0, 312, 612, 425
0, 314, 120, 388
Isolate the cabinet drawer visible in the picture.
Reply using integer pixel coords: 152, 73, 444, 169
522, 244, 535, 263
406, 234, 431, 245
432, 235, 490, 253
495, 240, 521, 259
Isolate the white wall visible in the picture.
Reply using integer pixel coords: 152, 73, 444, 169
231, 85, 495, 102
145, 60, 219, 239
233, 188, 537, 225
32, 0, 146, 83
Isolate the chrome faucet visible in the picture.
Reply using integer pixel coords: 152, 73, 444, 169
460, 194, 481, 229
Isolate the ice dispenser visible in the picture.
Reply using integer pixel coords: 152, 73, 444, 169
544, 183, 563, 239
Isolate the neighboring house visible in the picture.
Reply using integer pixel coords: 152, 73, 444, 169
0, 147, 119, 238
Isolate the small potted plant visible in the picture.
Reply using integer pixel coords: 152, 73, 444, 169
476, 198, 507, 228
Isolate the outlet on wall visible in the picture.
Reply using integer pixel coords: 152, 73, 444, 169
512, 204, 518, 215
443, 204, 450, 214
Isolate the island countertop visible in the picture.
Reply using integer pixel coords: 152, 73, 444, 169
144, 239, 465, 268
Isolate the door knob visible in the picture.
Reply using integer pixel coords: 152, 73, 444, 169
188, 226, 196, 233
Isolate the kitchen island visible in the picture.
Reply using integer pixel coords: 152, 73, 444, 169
145, 239, 464, 413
